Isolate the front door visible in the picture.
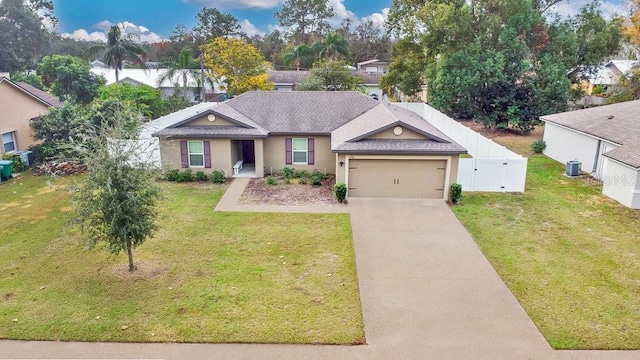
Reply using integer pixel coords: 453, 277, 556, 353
242, 140, 255, 164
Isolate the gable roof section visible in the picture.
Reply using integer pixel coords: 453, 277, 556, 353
220, 91, 380, 134
268, 70, 310, 85
332, 103, 466, 154
541, 100, 640, 169
0, 77, 61, 108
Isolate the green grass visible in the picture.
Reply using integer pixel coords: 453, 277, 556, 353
0, 175, 364, 344
453, 154, 640, 349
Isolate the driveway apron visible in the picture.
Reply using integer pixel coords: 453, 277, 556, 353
348, 198, 553, 359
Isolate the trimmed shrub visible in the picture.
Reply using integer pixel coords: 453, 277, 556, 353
195, 171, 208, 181
450, 183, 462, 204
311, 170, 323, 186
299, 177, 308, 185
531, 140, 546, 154
266, 176, 277, 185
176, 169, 194, 182
282, 167, 294, 180
334, 183, 347, 203
211, 170, 225, 184
165, 169, 180, 182
295, 169, 308, 179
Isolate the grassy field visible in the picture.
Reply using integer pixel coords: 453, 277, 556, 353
453, 126, 640, 349
0, 174, 364, 344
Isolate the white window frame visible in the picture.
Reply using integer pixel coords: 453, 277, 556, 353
188, 141, 205, 167
2, 131, 16, 153
292, 138, 308, 164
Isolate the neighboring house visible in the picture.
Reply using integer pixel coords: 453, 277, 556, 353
579, 60, 640, 95
90, 68, 225, 103
357, 72, 384, 98
0, 77, 61, 157
268, 70, 310, 91
269, 70, 383, 98
541, 100, 640, 209
356, 59, 389, 74
153, 91, 466, 200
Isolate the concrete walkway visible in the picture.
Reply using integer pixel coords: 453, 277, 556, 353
3, 196, 640, 359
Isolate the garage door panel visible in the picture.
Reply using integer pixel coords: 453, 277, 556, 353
348, 159, 446, 199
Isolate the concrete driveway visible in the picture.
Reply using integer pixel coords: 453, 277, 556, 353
3, 196, 639, 359
348, 198, 553, 359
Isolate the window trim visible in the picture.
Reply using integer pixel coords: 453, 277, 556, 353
187, 140, 205, 168
2, 131, 16, 153
292, 138, 308, 164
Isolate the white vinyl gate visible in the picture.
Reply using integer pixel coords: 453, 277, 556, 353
393, 103, 528, 192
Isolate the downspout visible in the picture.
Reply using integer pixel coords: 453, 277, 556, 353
591, 139, 602, 174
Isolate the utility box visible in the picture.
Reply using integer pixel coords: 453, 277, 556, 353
15, 150, 34, 167
566, 160, 581, 177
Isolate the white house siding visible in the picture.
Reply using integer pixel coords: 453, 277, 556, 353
601, 159, 640, 209
542, 122, 618, 179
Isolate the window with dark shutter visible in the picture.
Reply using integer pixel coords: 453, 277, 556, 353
308, 138, 314, 165
180, 141, 188, 168
285, 138, 292, 164
204, 141, 211, 168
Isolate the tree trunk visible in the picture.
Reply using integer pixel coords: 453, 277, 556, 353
126, 239, 136, 272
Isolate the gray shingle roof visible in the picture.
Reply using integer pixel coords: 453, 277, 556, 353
330, 103, 464, 154
541, 100, 640, 168
151, 91, 465, 156
334, 139, 466, 154
15, 82, 62, 108
223, 91, 380, 133
154, 125, 267, 138
268, 70, 310, 84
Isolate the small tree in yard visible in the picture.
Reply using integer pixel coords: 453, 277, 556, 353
72, 113, 160, 272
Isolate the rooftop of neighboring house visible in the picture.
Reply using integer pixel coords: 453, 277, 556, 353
541, 100, 640, 169
0, 77, 62, 108
90, 68, 223, 92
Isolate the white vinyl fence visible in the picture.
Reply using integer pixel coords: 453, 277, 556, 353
393, 103, 528, 192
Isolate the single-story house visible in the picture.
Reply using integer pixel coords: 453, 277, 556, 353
541, 100, 640, 209
153, 91, 467, 200
0, 77, 61, 157
268, 70, 310, 91
90, 68, 225, 103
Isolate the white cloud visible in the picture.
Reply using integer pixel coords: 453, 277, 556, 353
182, 0, 281, 10
240, 19, 264, 37
549, 0, 627, 19
63, 29, 108, 42
62, 21, 164, 43
360, 8, 390, 29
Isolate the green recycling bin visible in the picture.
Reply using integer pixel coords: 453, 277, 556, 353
0, 160, 13, 180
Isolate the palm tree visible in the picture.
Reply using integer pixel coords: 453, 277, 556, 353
283, 44, 315, 71
313, 32, 349, 61
86, 25, 146, 83
157, 47, 202, 101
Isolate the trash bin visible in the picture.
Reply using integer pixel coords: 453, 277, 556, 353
0, 160, 13, 181
566, 160, 581, 177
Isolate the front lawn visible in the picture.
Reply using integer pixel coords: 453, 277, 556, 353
0, 175, 364, 344
453, 132, 640, 349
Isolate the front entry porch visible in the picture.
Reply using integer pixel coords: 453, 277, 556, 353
231, 139, 263, 178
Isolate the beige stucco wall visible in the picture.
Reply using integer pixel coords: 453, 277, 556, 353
263, 135, 334, 175
0, 81, 51, 156
370, 126, 426, 140
184, 114, 236, 126
160, 138, 234, 176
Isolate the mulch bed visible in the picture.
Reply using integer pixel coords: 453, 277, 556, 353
239, 176, 341, 206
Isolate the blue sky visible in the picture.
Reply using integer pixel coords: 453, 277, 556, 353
53, 0, 393, 42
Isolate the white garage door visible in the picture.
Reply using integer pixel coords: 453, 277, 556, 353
348, 159, 447, 198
